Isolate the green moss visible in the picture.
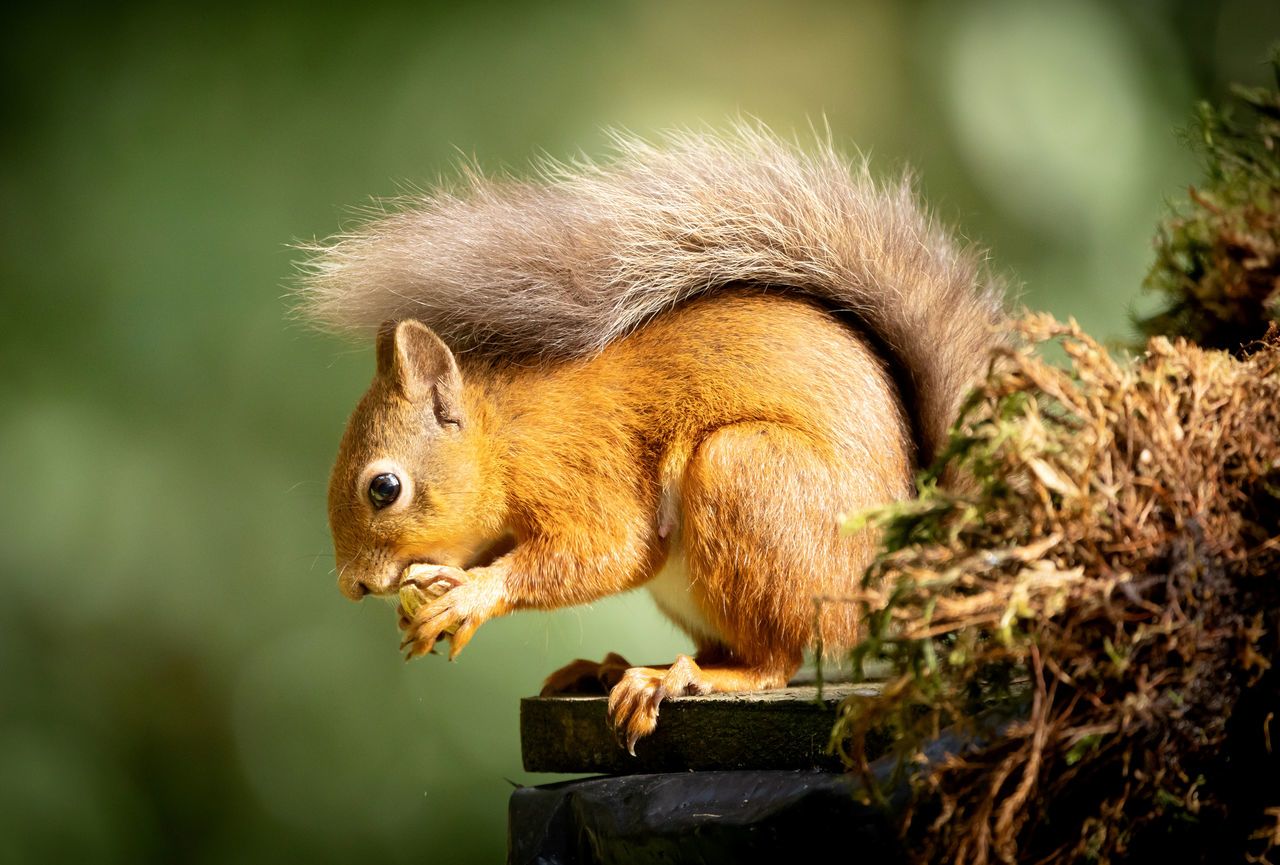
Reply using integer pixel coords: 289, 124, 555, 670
1137, 51, 1280, 352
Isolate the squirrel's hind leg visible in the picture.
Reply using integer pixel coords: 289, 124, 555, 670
606, 418, 895, 751
681, 420, 900, 665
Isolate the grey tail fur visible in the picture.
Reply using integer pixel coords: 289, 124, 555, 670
295, 124, 1006, 467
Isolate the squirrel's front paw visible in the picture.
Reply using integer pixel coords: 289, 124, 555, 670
398, 565, 507, 660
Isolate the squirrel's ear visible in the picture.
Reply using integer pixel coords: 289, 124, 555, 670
375, 319, 464, 427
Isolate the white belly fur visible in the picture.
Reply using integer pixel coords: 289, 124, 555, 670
646, 537, 722, 641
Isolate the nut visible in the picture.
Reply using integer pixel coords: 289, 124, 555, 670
398, 583, 429, 615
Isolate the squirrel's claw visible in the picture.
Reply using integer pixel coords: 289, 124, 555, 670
605, 655, 709, 755
446, 617, 482, 660
403, 606, 457, 659
607, 668, 666, 755
400, 637, 441, 658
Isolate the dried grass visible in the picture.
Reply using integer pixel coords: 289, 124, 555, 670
832, 316, 1280, 863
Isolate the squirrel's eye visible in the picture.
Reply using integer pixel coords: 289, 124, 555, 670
367, 473, 401, 509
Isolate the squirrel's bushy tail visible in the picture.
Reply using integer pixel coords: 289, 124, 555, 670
297, 124, 1005, 466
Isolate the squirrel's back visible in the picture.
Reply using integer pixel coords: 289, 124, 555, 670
487, 290, 912, 650
298, 124, 1005, 466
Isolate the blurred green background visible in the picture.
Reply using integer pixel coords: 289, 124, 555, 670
2, 1, 1276, 862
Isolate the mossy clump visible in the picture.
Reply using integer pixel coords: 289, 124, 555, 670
833, 315, 1280, 864
1137, 53, 1280, 351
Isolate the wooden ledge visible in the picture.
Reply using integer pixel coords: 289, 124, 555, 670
521, 682, 885, 775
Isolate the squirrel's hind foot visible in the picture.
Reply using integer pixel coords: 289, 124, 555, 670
605, 656, 789, 755
540, 652, 633, 696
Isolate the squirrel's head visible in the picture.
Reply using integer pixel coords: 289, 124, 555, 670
328, 320, 505, 600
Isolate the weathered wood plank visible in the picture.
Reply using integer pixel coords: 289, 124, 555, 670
520, 683, 885, 774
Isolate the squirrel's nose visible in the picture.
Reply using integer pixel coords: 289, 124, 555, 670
338, 573, 371, 601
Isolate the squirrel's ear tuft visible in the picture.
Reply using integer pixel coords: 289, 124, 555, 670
376, 319, 465, 428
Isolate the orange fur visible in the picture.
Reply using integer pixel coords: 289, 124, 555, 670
330, 292, 912, 744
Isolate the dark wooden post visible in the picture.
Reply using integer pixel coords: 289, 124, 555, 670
509, 683, 907, 864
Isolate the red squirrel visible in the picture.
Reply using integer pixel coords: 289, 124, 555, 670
300, 127, 1004, 751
